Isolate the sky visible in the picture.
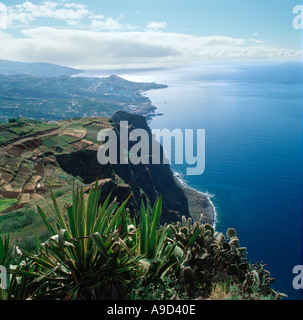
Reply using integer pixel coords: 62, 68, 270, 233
0, 0, 302, 70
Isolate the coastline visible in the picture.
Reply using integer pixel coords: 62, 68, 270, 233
173, 173, 217, 228
142, 86, 217, 227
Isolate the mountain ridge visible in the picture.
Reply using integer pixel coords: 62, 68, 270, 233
0, 59, 83, 77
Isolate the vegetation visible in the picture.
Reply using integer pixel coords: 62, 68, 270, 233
0, 118, 59, 146
0, 116, 112, 243
0, 183, 285, 300
0, 74, 166, 123
0, 208, 37, 233
0, 198, 18, 213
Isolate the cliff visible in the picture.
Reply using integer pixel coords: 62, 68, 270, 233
111, 111, 190, 223
0, 113, 190, 226
56, 111, 190, 224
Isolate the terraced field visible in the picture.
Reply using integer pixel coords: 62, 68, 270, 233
0, 117, 112, 212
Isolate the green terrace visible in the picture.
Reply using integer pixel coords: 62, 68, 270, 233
0, 119, 59, 146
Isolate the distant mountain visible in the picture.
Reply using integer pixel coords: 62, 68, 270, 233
0, 59, 83, 77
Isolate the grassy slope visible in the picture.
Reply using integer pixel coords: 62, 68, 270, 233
0, 117, 111, 246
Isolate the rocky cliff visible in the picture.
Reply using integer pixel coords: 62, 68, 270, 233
0, 113, 215, 241
56, 111, 190, 224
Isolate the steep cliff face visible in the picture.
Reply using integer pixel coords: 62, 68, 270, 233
56, 111, 190, 223
111, 111, 190, 223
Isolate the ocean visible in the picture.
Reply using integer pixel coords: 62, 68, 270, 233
117, 62, 303, 300
82, 62, 302, 299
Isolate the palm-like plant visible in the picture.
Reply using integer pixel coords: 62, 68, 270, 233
9, 182, 141, 300
3, 184, 283, 301
134, 197, 182, 280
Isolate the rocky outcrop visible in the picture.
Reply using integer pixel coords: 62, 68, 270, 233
111, 111, 190, 223
56, 111, 190, 224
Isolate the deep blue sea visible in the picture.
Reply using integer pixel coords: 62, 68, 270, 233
116, 62, 303, 300
84, 62, 302, 299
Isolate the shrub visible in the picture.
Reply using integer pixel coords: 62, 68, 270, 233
2, 183, 285, 301
8, 118, 18, 123
0, 209, 36, 233
8, 183, 141, 300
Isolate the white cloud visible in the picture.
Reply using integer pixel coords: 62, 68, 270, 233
0, 27, 301, 70
91, 17, 123, 30
90, 14, 105, 20
5, 1, 92, 27
147, 21, 167, 31
63, 3, 88, 10
0, 2, 301, 69
66, 20, 80, 26
5, 1, 138, 31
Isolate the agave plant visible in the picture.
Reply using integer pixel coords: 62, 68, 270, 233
9, 182, 141, 300
133, 196, 182, 280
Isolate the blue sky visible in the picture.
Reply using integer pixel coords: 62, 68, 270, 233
0, 0, 302, 69
82, 0, 301, 47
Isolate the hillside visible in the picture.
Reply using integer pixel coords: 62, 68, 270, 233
0, 113, 215, 245
0, 59, 82, 77
0, 102, 283, 302
0, 74, 167, 123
